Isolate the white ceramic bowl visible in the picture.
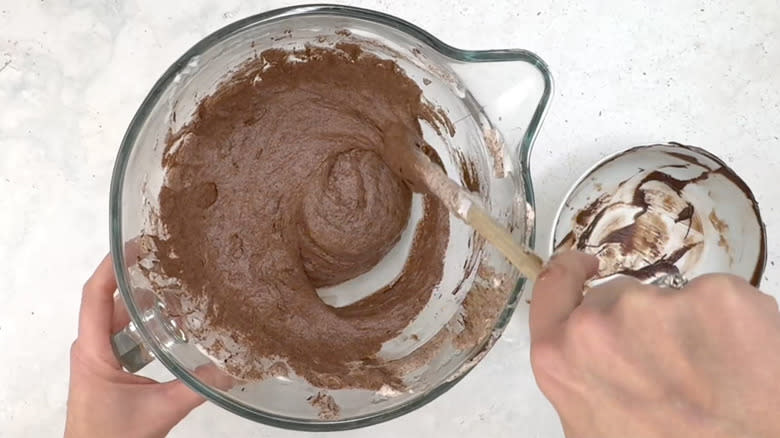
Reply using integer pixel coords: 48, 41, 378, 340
551, 143, 766, 286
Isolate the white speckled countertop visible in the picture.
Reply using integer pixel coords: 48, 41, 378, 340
1, 1, 778, 436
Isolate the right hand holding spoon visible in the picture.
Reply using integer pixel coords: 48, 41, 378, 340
529, 251, 780, 438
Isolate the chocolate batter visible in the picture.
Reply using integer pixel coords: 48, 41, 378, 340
152, 44, 453, 389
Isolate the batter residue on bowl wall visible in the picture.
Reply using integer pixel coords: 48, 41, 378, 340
143, 43, 462, 390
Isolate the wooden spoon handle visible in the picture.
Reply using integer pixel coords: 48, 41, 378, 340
466, 204, 544, 280
386, 123, 545, 280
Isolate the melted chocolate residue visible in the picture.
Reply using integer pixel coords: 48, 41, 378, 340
675, 204, 694, 223
616, 242, 699, 280
575, 167, 708, 275
559, 143, 766, 286
599, 223, 638, 252
575, 193, 608, 226
639, 170, 710, 195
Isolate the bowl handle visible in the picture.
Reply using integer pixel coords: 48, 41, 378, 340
111, 294, 186, 372
445, 50, 553, 245
445, 50, 553, 177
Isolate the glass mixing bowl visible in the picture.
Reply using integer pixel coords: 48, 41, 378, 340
109, 4, 551, 430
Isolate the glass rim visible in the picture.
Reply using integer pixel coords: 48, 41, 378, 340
109, 3, 553, 431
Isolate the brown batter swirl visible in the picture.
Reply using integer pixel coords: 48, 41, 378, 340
152, 44, 453, 389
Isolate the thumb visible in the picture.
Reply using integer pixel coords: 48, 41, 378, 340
160, 380, 207, 420
529, 251, 598, 342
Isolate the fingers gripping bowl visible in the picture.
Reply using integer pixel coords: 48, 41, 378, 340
109, 5, 551, 430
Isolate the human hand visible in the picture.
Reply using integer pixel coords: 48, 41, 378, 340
529, 251, 780, 438
65, 254, 205, 438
